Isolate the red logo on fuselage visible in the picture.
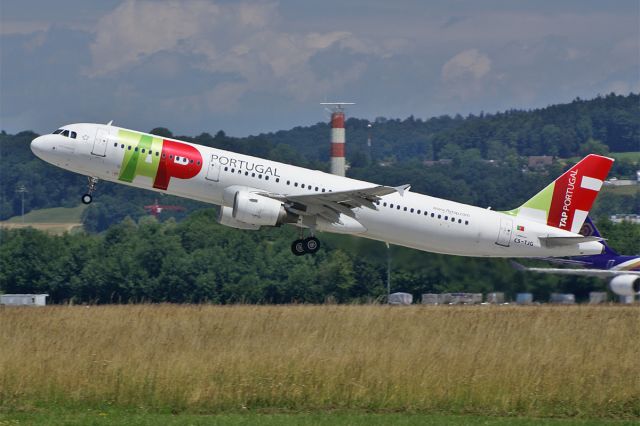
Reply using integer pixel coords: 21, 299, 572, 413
154, 140, 203, 190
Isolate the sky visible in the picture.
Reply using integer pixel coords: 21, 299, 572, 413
1, 0, 638, 137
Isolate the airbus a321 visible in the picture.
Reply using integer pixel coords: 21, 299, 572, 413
31, 123, 614, 257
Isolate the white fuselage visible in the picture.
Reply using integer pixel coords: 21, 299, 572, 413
31, 123, 604, 257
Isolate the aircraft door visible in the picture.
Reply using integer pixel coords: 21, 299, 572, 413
92, 128, 109, 157
205, 154, 220, 182
495, 217, 513, 247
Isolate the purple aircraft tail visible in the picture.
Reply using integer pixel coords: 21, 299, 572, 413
579, 216, 618, 256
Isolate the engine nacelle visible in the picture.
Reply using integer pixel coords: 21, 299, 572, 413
217, 206, 260, 230
233, 191, 295, 227
609, 275, 640, 297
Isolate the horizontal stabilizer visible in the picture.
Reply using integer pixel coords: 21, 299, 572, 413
539, 235, 603, 248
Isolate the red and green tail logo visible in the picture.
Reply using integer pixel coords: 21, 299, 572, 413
505, 154, 614, 232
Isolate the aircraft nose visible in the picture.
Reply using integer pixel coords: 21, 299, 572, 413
30, 135, 48, 159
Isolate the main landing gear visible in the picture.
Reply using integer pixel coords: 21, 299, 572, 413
291, 236, 320, 256
81, 177, 99, 205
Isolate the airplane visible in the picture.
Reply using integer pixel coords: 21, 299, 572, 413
512, 216, 640, 297
30, 122, 614, 257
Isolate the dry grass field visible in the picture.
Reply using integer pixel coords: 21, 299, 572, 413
0, 305, 638, 420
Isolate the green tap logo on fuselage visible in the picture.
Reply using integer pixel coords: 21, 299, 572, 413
117, 130, 203, 190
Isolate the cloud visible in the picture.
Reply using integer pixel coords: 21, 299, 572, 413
441, 49, 491, 81
87, 0, 377, 109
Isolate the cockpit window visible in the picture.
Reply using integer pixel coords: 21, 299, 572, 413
70, 131, 77, 139
53, 129, 63, 134
62, 130, 70, 137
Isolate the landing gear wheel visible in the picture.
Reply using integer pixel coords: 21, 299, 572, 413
303, 237, 320, 254
82, 177, 99, 205
291, 239, 306, 256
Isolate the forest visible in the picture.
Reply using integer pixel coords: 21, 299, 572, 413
1, 210, 638, 304
0, 93, 638, 303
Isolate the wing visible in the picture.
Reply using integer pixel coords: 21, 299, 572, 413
511, 261, 640, 278
264, 184, 410, 223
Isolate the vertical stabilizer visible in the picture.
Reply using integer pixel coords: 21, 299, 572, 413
505, 154, 614, 232
579, 216, 619, 256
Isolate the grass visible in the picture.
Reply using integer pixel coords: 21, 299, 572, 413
0, 205, 86, 235
1, 410, 634, 425
0, 305, 638, 420
3, 204, 86, 224
601, 185, 639, 196
608, 152, 640, 162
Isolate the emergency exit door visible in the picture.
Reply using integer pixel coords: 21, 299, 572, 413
495, 217, 513, 247
205, 155, 221, 181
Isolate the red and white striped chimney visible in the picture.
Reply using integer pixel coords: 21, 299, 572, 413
321, 102, 353, 176
330, 110, 346, 176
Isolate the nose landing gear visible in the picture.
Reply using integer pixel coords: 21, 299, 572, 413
81, 177, 99, 205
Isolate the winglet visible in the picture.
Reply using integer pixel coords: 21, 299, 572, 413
395, 184, 411, 196
106, 120, 113, 126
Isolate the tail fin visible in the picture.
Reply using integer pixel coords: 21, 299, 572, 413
579, 216, 619, 256
505, 154, 614, 233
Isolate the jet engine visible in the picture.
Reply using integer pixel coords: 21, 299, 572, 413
609, 275, 640, 297
217, 188, 297, 229
217, 206, 260, 230
233, 191, 287, 226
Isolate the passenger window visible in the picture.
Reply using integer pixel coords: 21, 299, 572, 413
397, 205, 400, 210
141, 149, 145, 153
404, 207, 407, 211
301, 184, 305, 188
294, 182, 298, 187
128, 146, 132, 150
265, 176, 269, 181
276, 178, 280, 183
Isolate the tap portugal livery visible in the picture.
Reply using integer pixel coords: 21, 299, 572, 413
31, 123, 614, 257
